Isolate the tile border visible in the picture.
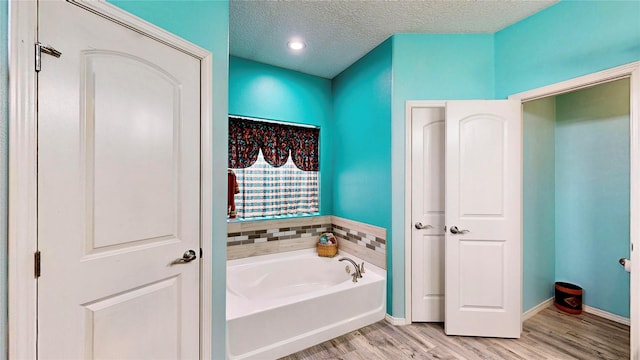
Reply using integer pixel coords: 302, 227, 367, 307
226, 215, 386, 269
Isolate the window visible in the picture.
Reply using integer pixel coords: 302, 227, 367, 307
228, 116, 319, 219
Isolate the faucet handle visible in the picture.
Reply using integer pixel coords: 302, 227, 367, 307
360, 262, 365, 275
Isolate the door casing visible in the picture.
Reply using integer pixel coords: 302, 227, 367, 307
8, 1, 214, 358
404, 61, 640, 357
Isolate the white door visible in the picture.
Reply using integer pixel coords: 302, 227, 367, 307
444, 100, 522, 338
411, 106, 446, 322
37, 1, 201, 358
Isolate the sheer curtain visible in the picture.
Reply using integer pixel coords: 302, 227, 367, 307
233, 150, 319, 219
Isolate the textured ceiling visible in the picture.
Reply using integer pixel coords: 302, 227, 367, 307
230, 0, 557, 79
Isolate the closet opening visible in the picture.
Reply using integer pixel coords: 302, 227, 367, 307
522, 77, 631, 333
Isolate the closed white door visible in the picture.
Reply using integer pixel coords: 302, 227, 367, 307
444, 100, 522, 338
411, 106, 446, 322
37, 1, 201, 358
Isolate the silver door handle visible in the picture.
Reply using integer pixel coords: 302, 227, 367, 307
415, 222, 433, 230
171, 249, 197, 265
450, 226, 469, 234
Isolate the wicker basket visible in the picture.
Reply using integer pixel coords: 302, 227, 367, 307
317, 242, 338, 257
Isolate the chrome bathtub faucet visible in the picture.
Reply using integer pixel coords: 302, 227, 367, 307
339, 257, 363, 282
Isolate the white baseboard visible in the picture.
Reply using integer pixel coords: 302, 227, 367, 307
522, 297, 554, 321
522, 298, 630, 326
395, 301, 629, 327
385, 313, 410, 326
583, 305, 630, 326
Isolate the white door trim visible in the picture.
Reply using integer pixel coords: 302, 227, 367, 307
509, 60, 640, 360
8, 1, 214, 358
8, 1, 38, 357
404, 100, 446, 324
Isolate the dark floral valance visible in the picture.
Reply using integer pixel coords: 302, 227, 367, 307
229, 117, 319, 171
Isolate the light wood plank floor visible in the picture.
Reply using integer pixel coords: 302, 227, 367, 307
281, 307, 629, 360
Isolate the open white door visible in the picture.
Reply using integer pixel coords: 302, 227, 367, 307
411, 106, 446, 322
37, 1, 201, 358
444, 100, 522, 338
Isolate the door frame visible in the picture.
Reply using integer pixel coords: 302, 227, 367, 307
403, 62, 639, 351
8, 1, 214, 358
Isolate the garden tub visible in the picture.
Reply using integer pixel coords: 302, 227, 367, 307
226, 249, 386, 359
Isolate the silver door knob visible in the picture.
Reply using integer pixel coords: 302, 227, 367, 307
450, 226, 470, 234
171, 249, 197, 265
619, 258, 631, 272
415, 222, 433, 230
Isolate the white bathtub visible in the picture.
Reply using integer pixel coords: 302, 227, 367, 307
226, 249, 386, 360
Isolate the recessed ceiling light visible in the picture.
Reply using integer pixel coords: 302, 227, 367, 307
287, 40, 306, 51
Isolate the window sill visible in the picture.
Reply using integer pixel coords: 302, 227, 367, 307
227, 212, 321, 224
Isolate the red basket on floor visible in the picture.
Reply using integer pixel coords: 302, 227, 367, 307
554, 282, 583, 314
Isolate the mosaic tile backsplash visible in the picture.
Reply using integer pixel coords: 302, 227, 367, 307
227, 223, 332, 246
332, 223, 385, 253
227, 216, 386, 268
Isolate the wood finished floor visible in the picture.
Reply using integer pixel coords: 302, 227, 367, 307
281, 307, 629, 360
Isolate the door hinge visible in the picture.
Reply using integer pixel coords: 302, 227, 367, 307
35, 42, 62, 72
34, 251, 41, 278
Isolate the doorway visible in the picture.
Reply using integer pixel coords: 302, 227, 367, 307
522, 78, 630, 325
408, 100, 522, 337
405, 61, 639, 357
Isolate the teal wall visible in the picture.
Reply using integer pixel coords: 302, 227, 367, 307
332, 39, 392, 231
392, 34, 495, 101
389, 34, 494, 317
495, 1, 640, 98
522, 97, 556, 311
107, 1, 229, 357
228, 56, 333, 214
332, 39, 393, 309
1, 0, 8, 357
555, 79, 630, 317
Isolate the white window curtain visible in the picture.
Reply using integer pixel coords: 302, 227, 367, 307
234, 150, 319, 219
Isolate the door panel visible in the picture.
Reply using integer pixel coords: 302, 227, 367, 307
89, 52, 180, 248
445, 100, 521, 338
411, 106, 446, 322
85, 277, 181, 359
38, 2, 200, 358
414, 236, 445, 318
459, 116, 505, 216
459, 240, 504, 308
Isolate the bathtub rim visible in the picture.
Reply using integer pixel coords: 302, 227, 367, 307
226, 248, 386, 321
226, 248, 385, 277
